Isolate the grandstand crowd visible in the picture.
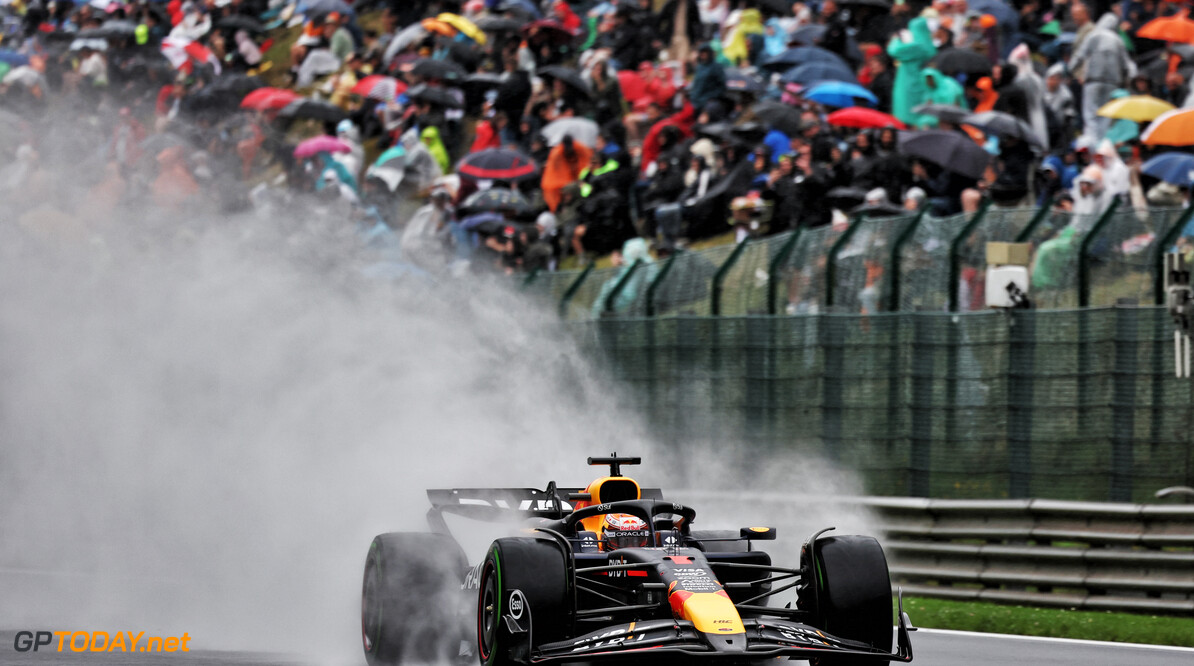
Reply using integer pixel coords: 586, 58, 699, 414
2, 0, 1193, 276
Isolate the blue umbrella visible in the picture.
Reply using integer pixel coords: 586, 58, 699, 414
968, 0, 1018, 28
781, 61, 858, 86
762, 46, 849, 72
804, 81, 877, 107
297, 0, 354, 17
0, 50, 29, 67
1142, 153, 1194, 187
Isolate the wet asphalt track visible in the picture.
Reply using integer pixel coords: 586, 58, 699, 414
5, 629, 1194, 666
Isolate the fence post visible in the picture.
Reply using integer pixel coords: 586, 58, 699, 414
521, 268, 541, 289
603, 259, 644, 315
1014, 194, 1059, 243
711, 240, 750, 316
826, 214, 865, 308
767, 229, 802, 315
1077, 197, 1122, 308
645, 252, 679, 317
948, 199, 992, 312
887, 208, 928, 312
1153, 204, 1194, 305
558, 262, 595, 318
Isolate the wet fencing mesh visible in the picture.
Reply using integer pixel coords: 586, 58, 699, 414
523, 205, 1192, 318
578, 308, 1194, 502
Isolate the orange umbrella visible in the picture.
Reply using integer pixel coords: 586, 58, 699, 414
421, 18, 457, 38
1141, 108, 1194, 146
1138, 10, 1194, 43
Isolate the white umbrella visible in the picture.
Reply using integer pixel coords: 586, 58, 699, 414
3, 66, 45, 88
540, 117, 600, 147
70, 38, 109, 51
296, 48, 340, 87
383, 24, 428, 66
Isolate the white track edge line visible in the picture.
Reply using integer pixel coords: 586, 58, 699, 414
912, 627, 1194, 653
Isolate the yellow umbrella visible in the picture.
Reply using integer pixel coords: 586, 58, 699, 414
1142, 108, 1194, 146
1097, 95, 1176, 122
437, 13, 487, 45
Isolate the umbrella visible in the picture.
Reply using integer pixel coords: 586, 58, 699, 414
463, 71, 506, 91
77, 19, 137, 40
1137, 11, 1194, 44
723, 68, 766, 94
1141, 152, 1194, 186
352, 75, 406, 100
161, 38, 221, 75
437, 13, 486, 45
1097, 95, 1175, 122
837, 0, 891, 8
780, 61, 858, 86
2, 66, 44, 88
522, 19, 575, 46
1143, 108, 1194, 146
804, 80, 877, 107
216, 15, 265, 33
967, 0, 1019, 28
499, 0, 542, 18
207, 74, 263, 96
541, 117, 600, 147
406, 83, 464, 109
929, 48, 992, 76
750, 100, 804, 136
70, 38, 109, 51
294, 135, 352, 159
762, 46, 850, 72
422, 18, 458, 38
298, 0, 354, 17
962, 110, 1044, 147
374, 145, 406, 169
538, 65, 592, 99
241, 87, 300, 111
384, 24, 428, 64
278, 98, 348, 123
0, 49, 29, 66
826, 187, 869, 208
408, 58, 466, 82
912, 103, 972, 125
459, 187, 535, 218
899, 130, 992, 180
457, 148, 539, 181
187, 86, 243, 112
789, 24, 826, 45
365, 165, 405, 192
476, 16, 522, 33
459, 211, 522, 235
827, 107, 907, 129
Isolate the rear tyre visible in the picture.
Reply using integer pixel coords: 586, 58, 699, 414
477, 537, 570, 666
362, 532, 467, 666
801, 535, 893, 666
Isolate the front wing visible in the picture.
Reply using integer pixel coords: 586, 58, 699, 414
531, 596, 915, 663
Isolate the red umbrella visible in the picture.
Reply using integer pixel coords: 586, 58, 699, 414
294, 135, 352, 159
616, 70, 648, 103
826, 107, 907, 129
457, 148, 539, 181
241, 87, 300, 111
351, 75, 407, 101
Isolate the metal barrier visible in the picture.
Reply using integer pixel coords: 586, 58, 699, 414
869, 497, 1194, 614
685, 491, 1194, 615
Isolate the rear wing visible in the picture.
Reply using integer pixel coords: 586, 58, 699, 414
425, 485, 664, 533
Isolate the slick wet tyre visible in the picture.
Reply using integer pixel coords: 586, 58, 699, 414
362, 532, 467, 666
477, 537, 570, 666
804, 535, 893, 666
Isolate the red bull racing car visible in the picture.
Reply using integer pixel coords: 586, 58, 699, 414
361, 455, 914, 665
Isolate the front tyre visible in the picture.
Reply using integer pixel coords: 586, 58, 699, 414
477, 537, 570, 666
801, 535, 893, 666
362, 532, 467, 666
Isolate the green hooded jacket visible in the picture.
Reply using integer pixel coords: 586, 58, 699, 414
420, 126, 451, 174
887, 18, 937, 126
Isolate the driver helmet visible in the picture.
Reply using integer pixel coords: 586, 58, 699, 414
603, 513, 649, 550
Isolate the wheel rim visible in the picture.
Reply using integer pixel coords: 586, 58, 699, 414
478, 562, 498, 662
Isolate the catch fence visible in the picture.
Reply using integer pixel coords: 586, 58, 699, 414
525, 204, 1194, 319
574, 308, 1194, 504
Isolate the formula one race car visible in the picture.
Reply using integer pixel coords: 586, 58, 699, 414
361, 455, 914, 665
